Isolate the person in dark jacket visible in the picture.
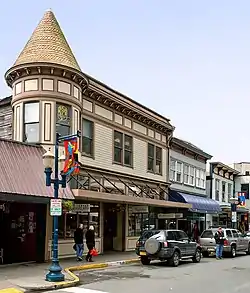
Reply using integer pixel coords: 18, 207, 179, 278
214, 227, 225, 260
74, 224, 84, 261
85, 225, 95, 262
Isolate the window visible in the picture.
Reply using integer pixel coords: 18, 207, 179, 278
184, 164, 195, 186
232, 230, 239, 238
82, 119, 93, 156
241, 184, 249, 200
226, 230, 232, 237
56, 104, 71, 136
147, 143, 162, 174
246, 171, 250, 176
222, 182, 226, 202
23, 102, 40, 143
176, 231, 189, 241
201, 230, 213, 238
166, 231, 176, 240
128, 212, 156, 236
228, 183, 232, 200
58, 203, 100, 239
196, 169, 206, 189
170, 159, 176, 181
113, 131, 133, 166
169, 159, 183, 183
215, 179, 220, 201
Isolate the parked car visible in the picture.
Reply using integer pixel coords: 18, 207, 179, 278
135, 229, 202, 267
200, 228, 250, 257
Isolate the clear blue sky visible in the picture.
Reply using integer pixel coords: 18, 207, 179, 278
0, 0, 249, 164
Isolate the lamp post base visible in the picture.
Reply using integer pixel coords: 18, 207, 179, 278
46, 261, 65, 282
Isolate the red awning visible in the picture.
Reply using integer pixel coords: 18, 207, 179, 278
0, 139, 74, 200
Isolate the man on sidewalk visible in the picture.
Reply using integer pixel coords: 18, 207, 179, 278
74, 224, 84, 261
214, 227, 225, 260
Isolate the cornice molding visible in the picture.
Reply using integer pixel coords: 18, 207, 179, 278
5, 62, 89, 91
85, 87, 174, 135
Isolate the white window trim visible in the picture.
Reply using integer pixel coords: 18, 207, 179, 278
170, 159, 183, 183
196, 168, 206, 189
183, 164, 195, 186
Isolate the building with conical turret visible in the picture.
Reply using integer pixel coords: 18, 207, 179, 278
0, 10, 194, 262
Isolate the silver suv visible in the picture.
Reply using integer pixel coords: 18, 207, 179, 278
200, 228, 250, 257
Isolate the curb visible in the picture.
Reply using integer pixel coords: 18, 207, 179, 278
20, 258, 140, 292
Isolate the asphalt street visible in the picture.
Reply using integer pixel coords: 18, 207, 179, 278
47, 254, 250, 293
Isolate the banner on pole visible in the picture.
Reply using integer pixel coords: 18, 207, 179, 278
63, 137, 79, 176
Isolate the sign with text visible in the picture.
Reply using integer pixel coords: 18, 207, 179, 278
232, 211, 237, 223
72, 203, 91, 213
158, 213, 183, 219
129, 206, 149, 214
50, 199, 62, 216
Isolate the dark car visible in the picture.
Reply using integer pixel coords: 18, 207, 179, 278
135, 229, 202, 267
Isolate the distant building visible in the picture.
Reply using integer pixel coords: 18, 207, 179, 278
168, 137, 219, 233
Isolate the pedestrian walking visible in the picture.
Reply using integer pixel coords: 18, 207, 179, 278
192, 222, 200, 243
85, 225, 95, 262
74, 223, 84, 261
214, 227, 225, 260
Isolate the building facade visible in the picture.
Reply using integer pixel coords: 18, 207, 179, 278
206, 162, 240, 228
1, 10, 191, 260
168, 137, 220, 234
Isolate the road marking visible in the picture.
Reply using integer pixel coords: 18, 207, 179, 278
60, 287, 109, 293
0, 289, 23, 293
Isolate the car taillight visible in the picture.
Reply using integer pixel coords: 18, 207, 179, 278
224, 239, 229, 246
163, 241, 168, 247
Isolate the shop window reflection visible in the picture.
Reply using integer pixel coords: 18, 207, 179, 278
128, 212, 156, 237
58, 204, 100, 239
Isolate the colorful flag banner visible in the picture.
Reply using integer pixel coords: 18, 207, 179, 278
237, 192, 246, 208
63, 137, 79, 176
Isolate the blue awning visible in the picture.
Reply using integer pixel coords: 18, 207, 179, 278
169, 189, 221, 214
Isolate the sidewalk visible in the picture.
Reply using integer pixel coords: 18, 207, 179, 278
0, 251, 138, 291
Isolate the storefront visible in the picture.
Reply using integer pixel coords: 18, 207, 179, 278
0, 200, 47, 265
52, 201, 101, 258
169, 189, 221, 236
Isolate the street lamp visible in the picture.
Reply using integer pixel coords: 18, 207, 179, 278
43, 133, 67, 282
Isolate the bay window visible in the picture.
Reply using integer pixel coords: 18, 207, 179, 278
184, 164, 195, 185
196, 168, 206, 189
23, 102, 40, 143
56, 103, 71, 136
169, 159, 183, 183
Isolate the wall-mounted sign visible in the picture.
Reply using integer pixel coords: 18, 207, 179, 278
158, 213, 183, 219
72, 204, 90, 213
238, 192, 246, 208
129, 206, 149, 213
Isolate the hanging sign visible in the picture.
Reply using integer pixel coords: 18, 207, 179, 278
63, 137, 79, 176
72, 204, 91, 213
129, 206, 149, 213
50, 199, 62, 216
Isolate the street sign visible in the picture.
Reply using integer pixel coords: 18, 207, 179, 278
232, 211, 237, 223
50, 199, 62, 216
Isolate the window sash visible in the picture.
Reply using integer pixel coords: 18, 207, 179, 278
24, 103, 39, 123
148, 144, 162, 174
114, 131, 133, 166
82, 119, 94, 156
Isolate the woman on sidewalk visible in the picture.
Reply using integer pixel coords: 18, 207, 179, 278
85, 225, 95, 262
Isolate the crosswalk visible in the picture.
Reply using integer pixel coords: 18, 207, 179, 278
56, 287, 108, 293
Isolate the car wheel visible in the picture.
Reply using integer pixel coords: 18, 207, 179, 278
231, 245, 236, 258
202, 251, 209, 257
246, 243, 250, 255
140, 256, 151, 265
169, 251, 180, 267
192, 249, 201, 263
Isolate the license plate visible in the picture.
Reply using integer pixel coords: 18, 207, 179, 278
140, 251, 146, 256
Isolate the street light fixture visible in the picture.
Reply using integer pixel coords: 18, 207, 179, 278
43, 132, 80, 282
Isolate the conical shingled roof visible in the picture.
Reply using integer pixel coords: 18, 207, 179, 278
13, 10, 81, 71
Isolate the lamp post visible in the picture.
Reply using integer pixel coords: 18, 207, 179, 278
43, 132, 79, 282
